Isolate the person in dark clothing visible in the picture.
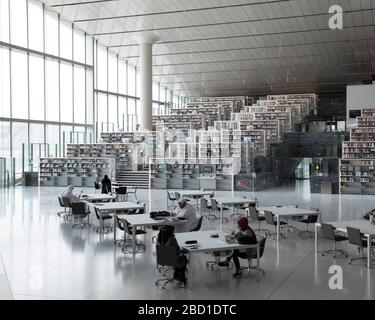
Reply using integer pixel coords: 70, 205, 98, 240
218, 217, 257, 277
157, 225, 188, 284
101, 175, 111, 194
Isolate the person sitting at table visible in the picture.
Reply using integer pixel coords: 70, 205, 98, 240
218, 217, 257, 278
61, 185, 81, 203
157, 225, 188, 285
101, 175, 112, 194
171, 198, 197, 233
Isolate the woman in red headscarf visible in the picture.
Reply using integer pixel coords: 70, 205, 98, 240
218, 217, 257, 277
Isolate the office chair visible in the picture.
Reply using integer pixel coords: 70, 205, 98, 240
264, 210, 288, 240
114, 216, 132, 247
247, 207, 270, 235
94, 182, 100, 194
71, 202, 91, 229
190, 216, 203, 232
155, 245, 187, 289
175, 192, 181, 201
57, 196, 67, 218
298, 208, 319, 238
200, 198, 217, 220
93, 207, 113, 234
320, 223, 348, 258
61, 197, 73, 221
347, 227, 369, 266
167, 191, 177, 210
116, 186, 127, 202
241, 236, 267, 276
121, 218, 146, 254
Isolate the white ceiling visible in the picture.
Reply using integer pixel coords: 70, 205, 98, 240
41, 0, 375, 96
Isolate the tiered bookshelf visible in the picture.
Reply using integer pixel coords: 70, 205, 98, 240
340, 159, 375, 194
357, 117, 375, 127
240, 120, 280, 143
40, 157, 114, 187
360, 108, 375, 117
342, 142, 375, 159
350, 127, 375, 142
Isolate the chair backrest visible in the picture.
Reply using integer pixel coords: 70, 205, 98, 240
264, 210, 275, 225
156, 245, 180, 267
58, 196, 64, 208
121, 218, 132, 234
321, 223, 336, 241
175, 192, 181, 200
191, 216, 203, 232
71, 202, 86, 216
94, 182, 100, 190
167, 191, 176, 201
94, 207, 101, 220
307, 214, 319, 223
200, 197, 209, 210
115, 215, 124, 230
248, 207, 259, 221
62, 196, 72, 208
117, 187, 127, 195
210, 199, 219, 211
347, 227, 364, 247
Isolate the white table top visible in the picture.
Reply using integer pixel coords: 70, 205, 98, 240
124, 214, 186, 227
82, 194, 117, 201
214, 197, 257, 205
94, 202, 144, 211
258, 206, 318, 217
180, 190, 215, 197
316, 220, 375, 237
175, 230, 259, 253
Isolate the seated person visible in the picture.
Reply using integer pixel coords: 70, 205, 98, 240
61, 185, 81, 203
171, 198, 197, 233
157, 225, 188, 284
101, 175, 112, 194
218, 217, 257, 278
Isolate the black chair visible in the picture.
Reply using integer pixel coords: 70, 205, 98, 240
211, 199, 229, 222
264, 210, 288, 239
320, 223, 348, 258
167, 191, 178, 210
61, 197, 73, 220
121, 218, 147, 254
298, 208, 319, 238
241, 236, 267, 276
116, 186, 127, 202
248, 207, 269, 235
114, 215, 132, 247
71, 202, 91, 229
93, 207, 113, 233
94, 182, 100, 194
57, 196, 67, 218
347, 227, 369, 266
190, 216, 203, 232
155, 245, 187, 289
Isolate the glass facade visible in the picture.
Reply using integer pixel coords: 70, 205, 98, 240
0, 0, 182, 178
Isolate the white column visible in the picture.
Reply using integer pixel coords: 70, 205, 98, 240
139, 42, 153, 131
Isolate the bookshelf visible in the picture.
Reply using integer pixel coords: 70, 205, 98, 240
361, 109, 375, 117
357, 117, 375, 128
342, 142, 375, 159
39, 157, 114, 187
350, 127, 375, 142
340, 159, 375, 195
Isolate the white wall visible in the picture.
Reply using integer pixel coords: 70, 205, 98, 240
347, 84, 375, 128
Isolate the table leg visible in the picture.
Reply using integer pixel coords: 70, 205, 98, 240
368, 237, 371, 269
114, 213, 117, 244
315, 224, 318, 254
257, 244, 260, 273
220, 205, 223, 231
132, 225, 136, 254
188, 253, 192, 289
100, 211, 103, 234
277, 215, 280, 242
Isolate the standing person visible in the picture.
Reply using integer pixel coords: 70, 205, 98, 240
218, 217, 257, 277
101, 175, 112, 194
171, 198, 197, 233
157, 225, 188, 284
61, 185, 81, 203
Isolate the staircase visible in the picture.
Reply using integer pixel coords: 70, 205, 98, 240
116, 171, 149, 189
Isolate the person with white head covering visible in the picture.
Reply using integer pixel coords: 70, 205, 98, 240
171, 198, 197, 233
61, 185, 81, 203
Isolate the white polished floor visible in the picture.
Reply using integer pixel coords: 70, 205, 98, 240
0, 180, 374, 300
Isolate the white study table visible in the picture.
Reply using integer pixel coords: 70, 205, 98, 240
93, 202, 145, 237
81, 194, 117, 202
257, 206, 320, 242
213, 197, 257, 230
124, 214, 186, 254
315, 220, 375, 269
175, 230, 260, 288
